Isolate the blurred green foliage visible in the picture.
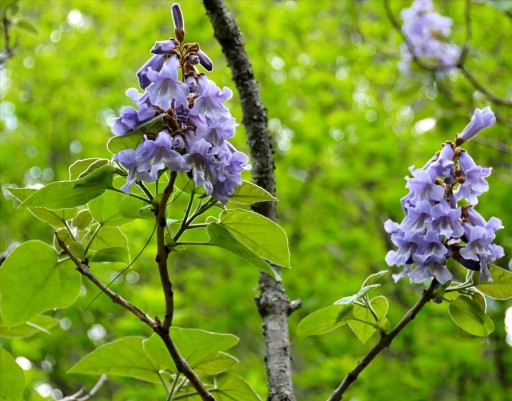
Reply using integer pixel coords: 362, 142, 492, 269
1, 0, 511, 400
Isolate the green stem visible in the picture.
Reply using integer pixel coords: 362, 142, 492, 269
167, 373, 181, 401
159, 372, 170, 396
362, 297, 379, 322
109, 187, 152, 204
173, 198, 217, 242
445, 283, 475, 292
136, 181, 154, 201
63, 220, 76, 242
84, 223, 103, 255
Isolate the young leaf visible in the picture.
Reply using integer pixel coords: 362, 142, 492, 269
475, 265, 512, 300
0, 314, 59, 338
0, 241, 81, 327
348, 296, 389, 344
361, 270, 388, 287
448, 296, 494, 337
219, 209, 290, 268
297, 304, 354, 337
13, 17, 39, 34
88, 191, 135, 226
206, 223, 280, 279
228, 181, 277, 204
334, 284, 380, 305
119, 196, 153, 220
107, 114, 164, 154
69, 158, 110, 180
20, 165, 115, 209
143, 328, 239, 374
0, 348, 25, 401
68, 337, 160, 383
71, 209, 93, 230
89, 247, 129, 264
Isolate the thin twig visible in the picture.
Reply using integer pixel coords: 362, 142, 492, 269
60, 375, 108, 401
327, 280, 440, 401
0, 12, 15, 66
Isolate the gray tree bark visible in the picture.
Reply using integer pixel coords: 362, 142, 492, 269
202, 1, 296, 400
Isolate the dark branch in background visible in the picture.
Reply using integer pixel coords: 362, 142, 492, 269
383, 0, 512, 107
327, 280, 440, 401
0, 11, 16, 66
56, 231, 215, 401
202, 1, 297, 400
60, 375, 108, 401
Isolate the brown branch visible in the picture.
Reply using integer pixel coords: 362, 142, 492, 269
55, 234, 156, 327
327, 280, 440, 401
0, 12, 15, 66
202, 1, 296, 400
156, 171, 178, 331
56, 229, 214, 401
60, 375, 108, 401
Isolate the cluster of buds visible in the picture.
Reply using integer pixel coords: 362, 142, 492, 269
399, 0, 460, 73
385, 107, 504, 284
111, 3, 247, 204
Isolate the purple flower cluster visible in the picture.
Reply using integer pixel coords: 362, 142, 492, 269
111, 3, 248, 204
399, 0, 460, 73
385, 108, 503, 284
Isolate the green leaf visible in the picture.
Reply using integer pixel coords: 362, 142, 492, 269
174, 173, 202, 195
0, 348, 25, 401
297, 304, 354, 337
20, 165, 115, 209
69, 158, 110, 180
71, 209, 93, 230
361, 270, 388, 287
68, 337, 160, 383
448, 296, 494, 337
3, 187, 78, 227
334, 284, 380, 305
186, 373, 262, 401
107, 115, 164, 154
228, 181, 277, 204
88, 225, 128, 251
90, 247, 129, 264
213, 373, 262, 401
13, 18, 38, 34
475, 265, 512, 300
53, 228, 72, 252
206, 223, 280, 279
88, 191, 135, 226
143, 328, 239, 374
219, 209, 290, 268
0, 241, 81, 327
348, 296, 389, 344
193, 352, 238, 376
119, 196, 153, 220
0, 314, 59, 338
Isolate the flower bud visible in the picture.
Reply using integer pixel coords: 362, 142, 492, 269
171, 3, 184, 30
456, 107, 496, 145
197, 50, 213, 71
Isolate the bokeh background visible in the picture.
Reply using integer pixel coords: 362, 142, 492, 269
1, 0, 511, 400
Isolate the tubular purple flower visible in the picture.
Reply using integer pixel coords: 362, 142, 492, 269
171, 3, 184, 30
151, 40, 177, 54
429, 142, 454, 179
430, 201, 463, 238
455, 151, 491, 205
190, 76, 233, 123
146, 55, 189, 110
405, 169, 445, 205
137, 54, 166, 89
114, 148, 154, 193
456, 107, 496, 144
197, 50, 213, 72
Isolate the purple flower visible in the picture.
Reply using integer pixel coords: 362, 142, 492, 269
410, 253, 452, 284
430, 201, 463, 238
400, 0, 460, 72
111, 89, 157, 136
456, 107, 496, 144
190, 75, 232, 123
405, 169, 445, 205
197, 50, 213, 72
428, 142, 454, 179
114, 148, 154, 193
137, 54, 166, 90
171, 3, 184, 30
151, 40, 177, 55
455, 151, 491, 205
146, 55, 189, 110
195, 116, 237, 145
400, 199, 433, 232
137, 131, 191, 179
